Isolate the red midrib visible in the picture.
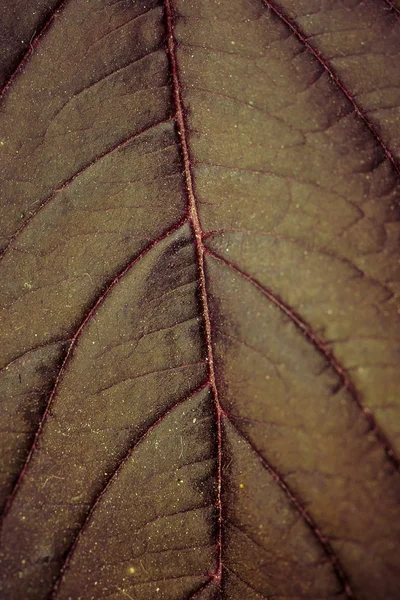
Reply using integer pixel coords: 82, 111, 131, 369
164, 0, 224, 584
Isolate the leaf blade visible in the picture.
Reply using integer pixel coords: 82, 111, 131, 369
1, 1, 400, 599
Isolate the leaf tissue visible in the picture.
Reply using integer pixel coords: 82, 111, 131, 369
0, 0, 400, 598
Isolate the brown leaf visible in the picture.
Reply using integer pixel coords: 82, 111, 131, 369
1, 1, 400, 599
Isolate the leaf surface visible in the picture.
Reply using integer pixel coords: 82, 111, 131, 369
0, 1, 400, 599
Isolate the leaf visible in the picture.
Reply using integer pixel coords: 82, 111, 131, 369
0, 0, 399, 599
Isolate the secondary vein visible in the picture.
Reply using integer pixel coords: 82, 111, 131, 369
261, 0, 400, 177
0, 217, 187, 526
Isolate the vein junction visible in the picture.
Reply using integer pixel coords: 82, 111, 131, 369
164, 0, 224, 584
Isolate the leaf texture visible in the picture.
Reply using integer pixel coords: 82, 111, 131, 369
0, 1, 400, 599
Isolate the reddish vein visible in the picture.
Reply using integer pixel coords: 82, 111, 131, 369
0, 118, 173, 261
0, 217, 187, 526
164, 0, 224, 584
224, 564, 270, 599
382, 0, 400, 17
50, 381, 210, 598
226, 417, 353, 598
188, 577, 214, 599
207, 247, 400, 472
261, 0, 400, 177
0, 338, 71, 374
0, 0, 69, 100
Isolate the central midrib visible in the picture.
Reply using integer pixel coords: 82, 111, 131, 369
164, 0, 224, 585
